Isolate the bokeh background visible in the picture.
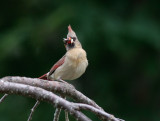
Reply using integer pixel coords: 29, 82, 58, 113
0, 0, 160, 121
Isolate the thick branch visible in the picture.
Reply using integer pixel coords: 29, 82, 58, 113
2, 76, 102, 110
0, 81, 91, 121
0, 77, 124, 121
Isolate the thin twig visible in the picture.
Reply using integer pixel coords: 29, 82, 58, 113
74, 103, 125, 121
0, 94, 8, 104
64, 96, 69, 121
53, 108, 61, 121
65, 110, 69, 121
53, 95, 67, 121
27, 100, 40, 121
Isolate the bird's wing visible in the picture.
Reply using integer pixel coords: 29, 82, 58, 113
38, 55, 65, 80
48, 55, 66, 77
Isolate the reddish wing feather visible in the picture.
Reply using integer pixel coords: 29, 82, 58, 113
39, 73, 48, 80
48, 55, 66, 77
38, 55, 65, 80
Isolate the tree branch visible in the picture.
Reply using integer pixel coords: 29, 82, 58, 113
74, 103, 124, 121
65, 110, 69, 121
0, 76, 124, 121
53, 108, 61, 121
2, 76, 102, 110
0, 81, 91, 121
0, 94, 8, 104
27, 100, 40, 121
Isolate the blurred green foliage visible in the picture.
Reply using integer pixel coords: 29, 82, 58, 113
0, 0, 160, 121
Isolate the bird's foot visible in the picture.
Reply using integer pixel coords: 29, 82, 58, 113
57, 79, 75, 88
57, 79, 67, 83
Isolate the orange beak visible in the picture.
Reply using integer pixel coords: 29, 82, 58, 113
68, 37, 71, 40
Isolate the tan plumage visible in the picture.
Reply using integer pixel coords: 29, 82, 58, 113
39, 25, 88, 82
50, 47, 88, 80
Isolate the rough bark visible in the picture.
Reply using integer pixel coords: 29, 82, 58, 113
0, 76, 124, 121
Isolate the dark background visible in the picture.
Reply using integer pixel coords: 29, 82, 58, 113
0, 0, 160, 121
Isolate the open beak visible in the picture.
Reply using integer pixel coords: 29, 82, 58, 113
68, 37, 71, 41
63, 37, 73, 44
68, 37, 73, 43
63, 38, 68, 44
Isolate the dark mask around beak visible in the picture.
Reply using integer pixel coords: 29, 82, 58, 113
63, 37, 73, 45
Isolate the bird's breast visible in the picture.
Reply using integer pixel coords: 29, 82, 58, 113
66, 48, 88, 67
54, 48, 88, 80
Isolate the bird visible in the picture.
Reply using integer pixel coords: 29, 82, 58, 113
39, 25, 88, 82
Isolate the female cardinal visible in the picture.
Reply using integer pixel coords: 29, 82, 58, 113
39, 25, 88, 82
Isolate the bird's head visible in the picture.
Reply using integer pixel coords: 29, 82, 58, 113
63, 25, 82, 50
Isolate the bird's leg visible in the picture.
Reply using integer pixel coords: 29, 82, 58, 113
58, 78, 67, 83
57, 78, 74, 88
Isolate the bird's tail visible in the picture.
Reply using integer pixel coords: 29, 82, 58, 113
39, 73, 48, 80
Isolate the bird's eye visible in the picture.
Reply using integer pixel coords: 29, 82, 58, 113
72, 37, 76, 41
